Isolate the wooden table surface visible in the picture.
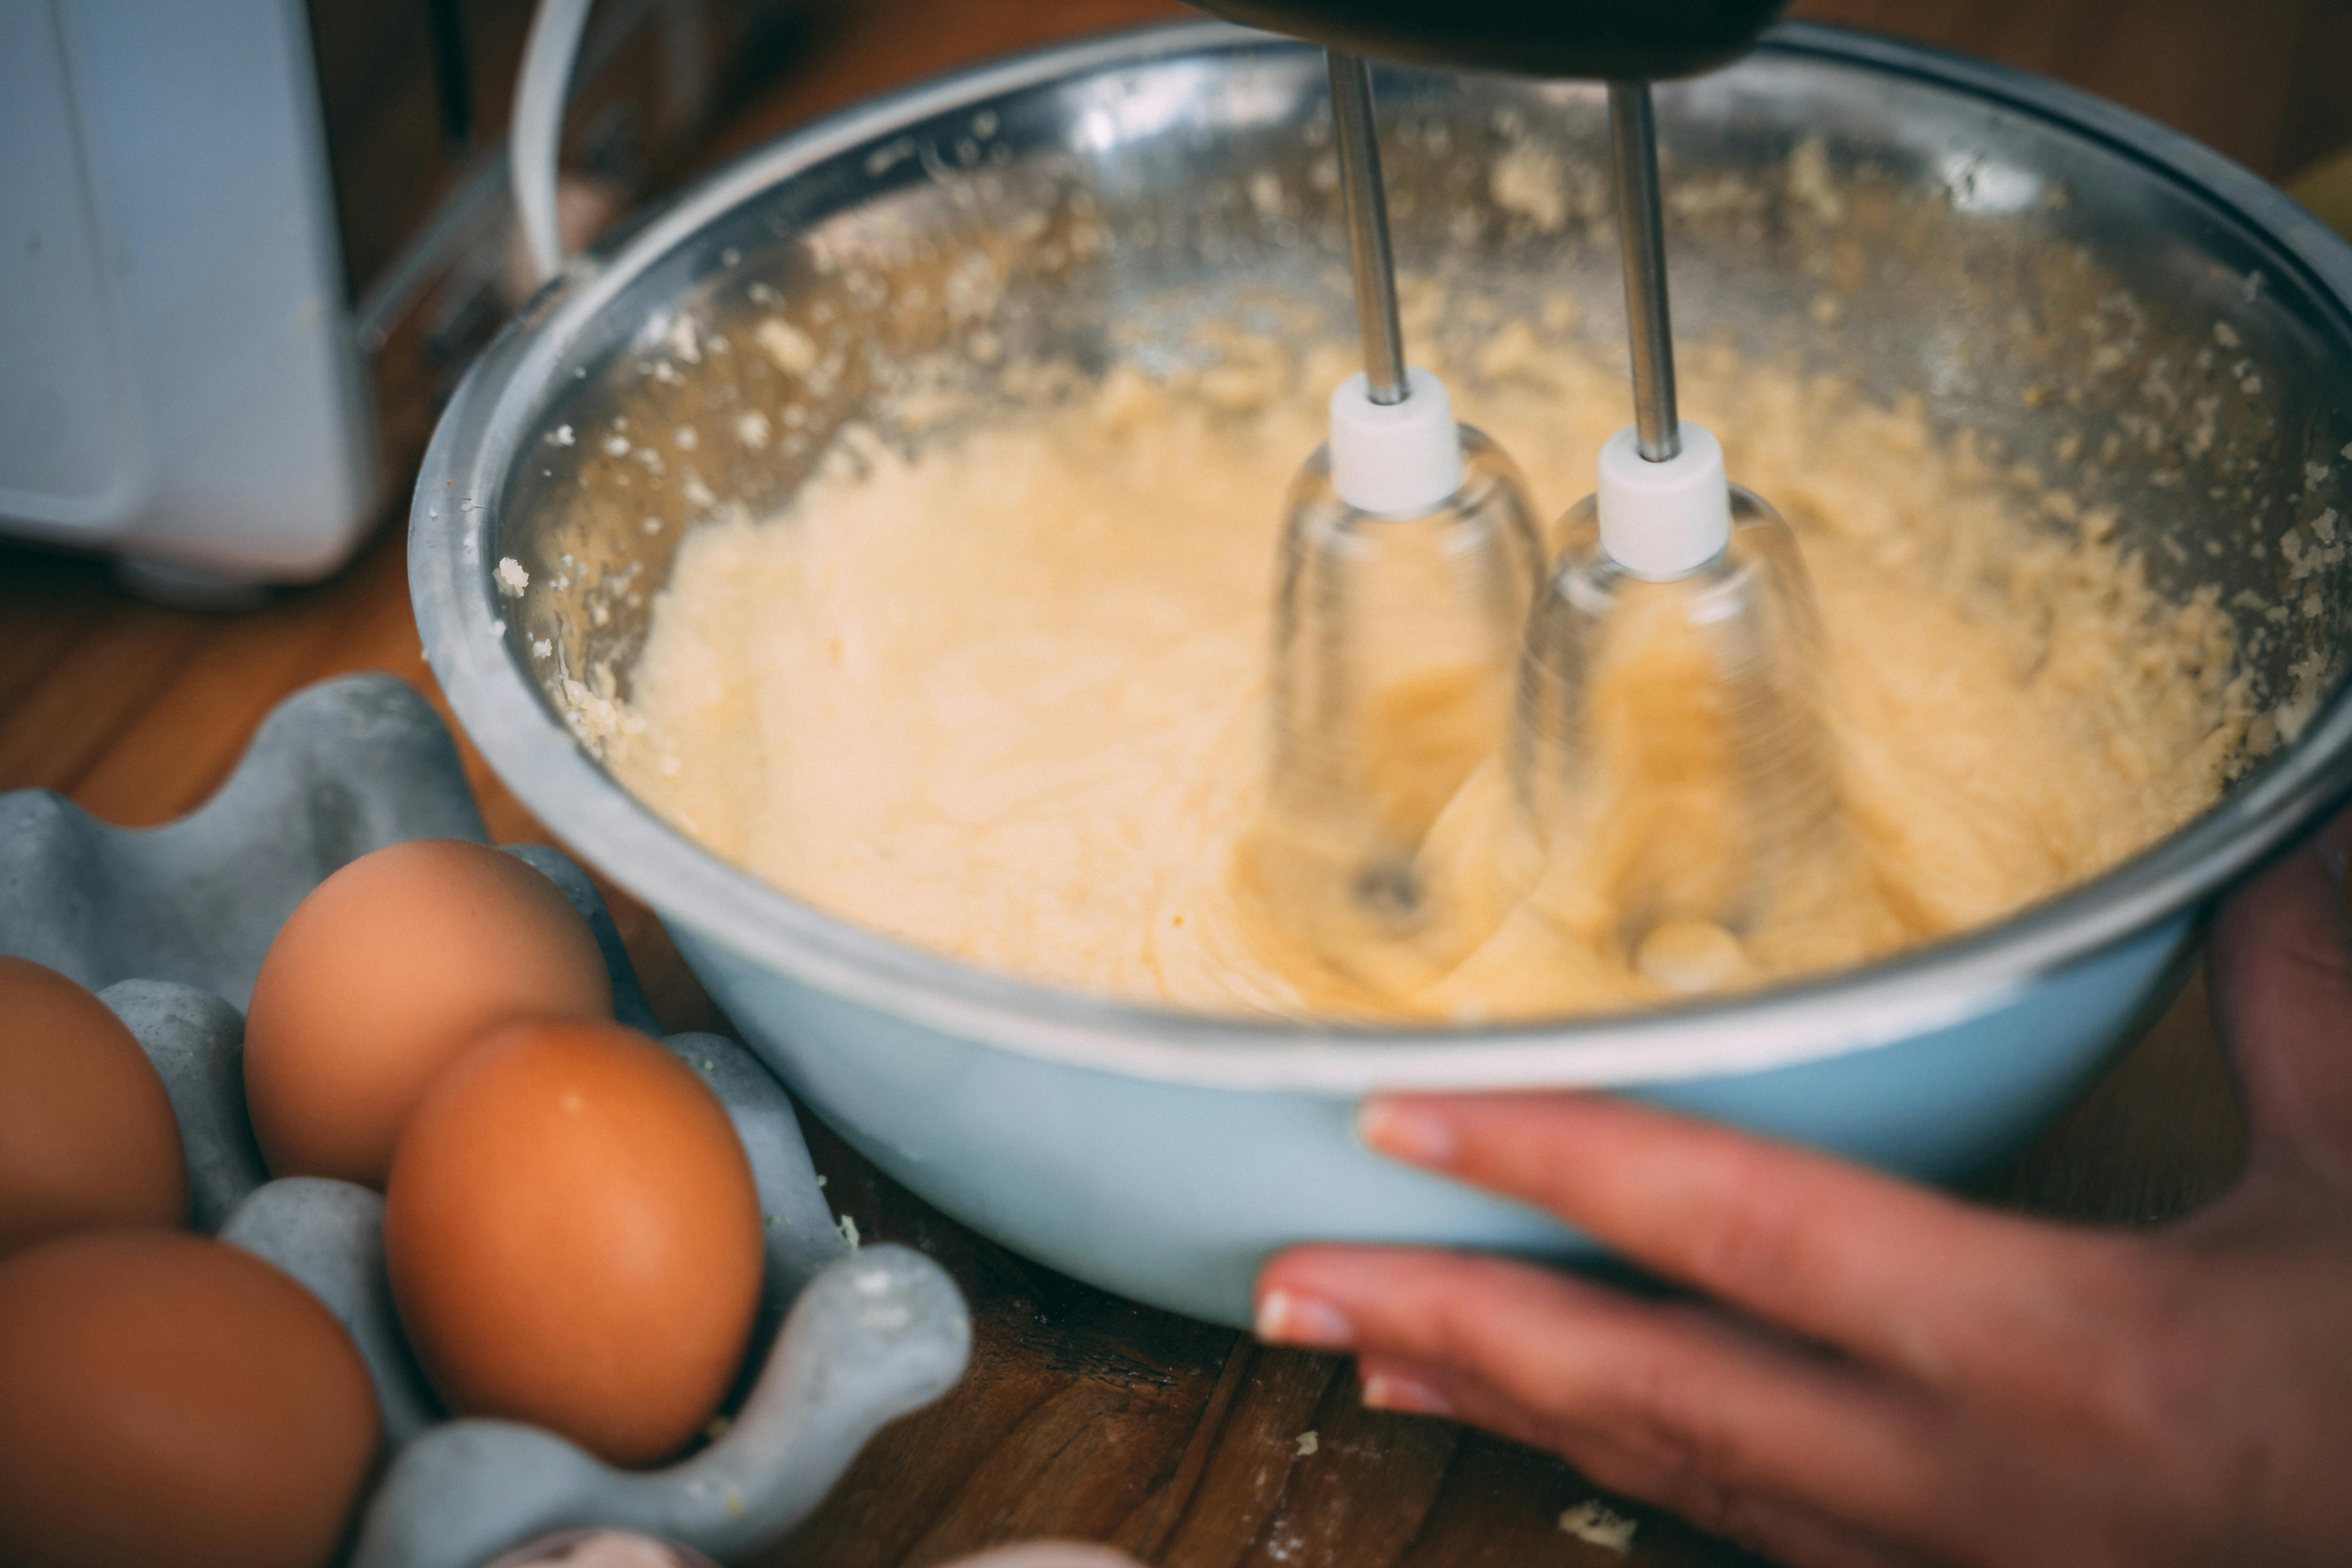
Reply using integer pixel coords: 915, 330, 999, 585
4, 2, 2345, 1563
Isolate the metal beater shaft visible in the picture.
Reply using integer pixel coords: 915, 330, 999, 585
1608, 82, 1682, 461
1330, 51, 1410, 407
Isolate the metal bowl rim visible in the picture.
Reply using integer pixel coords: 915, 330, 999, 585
412, 16, 2352, 1094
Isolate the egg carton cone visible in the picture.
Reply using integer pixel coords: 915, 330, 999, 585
0, 674, 972, 1568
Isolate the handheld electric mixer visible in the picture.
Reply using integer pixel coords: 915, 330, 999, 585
1225, 1, 1840, 997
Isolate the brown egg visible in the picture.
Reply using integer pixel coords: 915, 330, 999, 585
385, 1019, 763, 1466
0, 1230, 379, 1568
243, 839, 613, 1187
0, 956, 188, 1262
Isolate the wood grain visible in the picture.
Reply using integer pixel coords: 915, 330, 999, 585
0, 3, 2338, 1562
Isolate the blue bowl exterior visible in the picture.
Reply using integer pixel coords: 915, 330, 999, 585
667, 914, 2195, 1327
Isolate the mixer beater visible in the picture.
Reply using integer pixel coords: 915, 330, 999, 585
1233, 4, 1839, 997
1248, 51, 1545, 987
1515, 80, 1837, 992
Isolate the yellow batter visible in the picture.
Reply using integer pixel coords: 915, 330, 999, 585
610, 332, 2251, 1022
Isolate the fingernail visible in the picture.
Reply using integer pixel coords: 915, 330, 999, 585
1256, 1289, 1354, 1349
1359, 1098, 1457, 1168
1362, 1369, 1456, 1417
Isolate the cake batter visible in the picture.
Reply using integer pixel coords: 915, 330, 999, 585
610, 334, 2250, 1022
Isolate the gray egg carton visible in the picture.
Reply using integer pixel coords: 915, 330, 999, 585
0, 675, 971, 1568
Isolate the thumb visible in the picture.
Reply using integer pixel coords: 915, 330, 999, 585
2208, 815, 2352, 1186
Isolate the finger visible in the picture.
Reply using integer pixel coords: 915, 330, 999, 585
1257, 1244, 1950, 1541
2209, 824, 2352, 1184
1352, 1353, 1941, 1568
1353, 1089, 2121, 1387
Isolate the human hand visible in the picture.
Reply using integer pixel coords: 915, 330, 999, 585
1254, 824, 2352, 1567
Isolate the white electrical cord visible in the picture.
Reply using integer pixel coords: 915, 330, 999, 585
512, 0, 598, 288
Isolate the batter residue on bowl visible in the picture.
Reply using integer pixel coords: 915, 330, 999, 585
608, 331, 2253, 1022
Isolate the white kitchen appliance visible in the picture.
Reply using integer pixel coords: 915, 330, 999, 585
3, 0, 377, 596
2, 0, 803, 601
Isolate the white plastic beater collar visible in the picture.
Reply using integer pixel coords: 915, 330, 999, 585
1328, 368, 1464, 515
1598, 421, 1733, 579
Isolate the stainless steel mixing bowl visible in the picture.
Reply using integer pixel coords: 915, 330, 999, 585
414, 20, 2352, 1325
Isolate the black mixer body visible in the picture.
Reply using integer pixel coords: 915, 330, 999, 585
1186, 0, 1788, 80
